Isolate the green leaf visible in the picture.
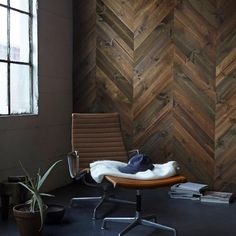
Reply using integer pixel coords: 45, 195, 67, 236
18, 182, 34, 195
37, 170, 41, 189
19, 161, 36, 191
34, 193, 44, 230
25, 199, 32, 205
31, 195, 36, 212
37, 160, 62, 190
40, 193, 54, 197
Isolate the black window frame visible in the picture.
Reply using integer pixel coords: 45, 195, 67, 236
0, 0, 37, 116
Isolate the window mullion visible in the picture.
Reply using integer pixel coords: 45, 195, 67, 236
0, 3, 31, 16
29, 0, 33, 113
0, 59, 32, 65
7, 0, 10, 115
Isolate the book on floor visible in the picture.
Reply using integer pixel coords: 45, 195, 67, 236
169, 182, 208, 200
168, 192, 201, 200
171, 182, 208, 193
200, 191, 234, 204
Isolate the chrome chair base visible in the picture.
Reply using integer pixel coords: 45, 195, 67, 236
102, 211, 176, 236
71, 194, 135, 220
101, 190, 177, 236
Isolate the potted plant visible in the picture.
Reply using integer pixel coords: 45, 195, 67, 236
13, 160, 62, 236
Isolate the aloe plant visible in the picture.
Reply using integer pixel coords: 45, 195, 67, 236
19, 160, 62, 230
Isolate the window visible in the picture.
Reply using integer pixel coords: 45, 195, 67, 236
0, 0, 38, 116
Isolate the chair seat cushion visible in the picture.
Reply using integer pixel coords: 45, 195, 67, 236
105, 175, 187, 189
90, 160, 180, 183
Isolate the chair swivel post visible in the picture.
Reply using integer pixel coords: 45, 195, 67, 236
102, 190, 177, 236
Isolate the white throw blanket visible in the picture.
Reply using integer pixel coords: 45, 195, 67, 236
90, 160, 179, 183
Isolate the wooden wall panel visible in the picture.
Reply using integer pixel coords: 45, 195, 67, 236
133, 0, 175, 163
173, 0, 216, 186
96, 0, 134, 148
96, 0, 175, 156
73, 0, 96, 112
215, 0, 236, 191
74, 0, 236, 191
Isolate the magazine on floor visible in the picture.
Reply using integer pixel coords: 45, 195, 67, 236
171, 182, 208, 193
200, 191, 234, 204
169, 182, 208, 200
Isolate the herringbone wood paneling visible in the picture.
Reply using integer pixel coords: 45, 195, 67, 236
73, 0, 96, 112
215, 0, 236, 191
96, 0, 134, 148
133, 0, 175, 163
74, 0, 236, 191
96, 0, 175, 157
173, 0, 216, 185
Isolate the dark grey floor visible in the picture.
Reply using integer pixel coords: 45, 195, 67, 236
1, 181, 236, 236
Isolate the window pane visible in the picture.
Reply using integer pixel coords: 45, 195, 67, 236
0, 7, 7, 60
10, 11, 29, 62
0, 0, 7, 5
10, 64, 31, 114
10, 0, 29, 12
0, 62, 8, 114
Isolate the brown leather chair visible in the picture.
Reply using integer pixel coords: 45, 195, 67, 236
67, 113, 135, 219
68, 112, 186, 235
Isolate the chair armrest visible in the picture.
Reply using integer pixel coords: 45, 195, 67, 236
67, 151, 80, 178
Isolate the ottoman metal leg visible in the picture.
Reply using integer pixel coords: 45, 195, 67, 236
101, 190, 177, 236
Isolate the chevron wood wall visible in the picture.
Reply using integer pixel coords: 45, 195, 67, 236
133, 0, 175, 162
73, 0, 96, 112
74, 0, 236, 191
96, 0, 176, 154
215, 0, 236, 191
173, 0, 216, 186
96, 0, 134, 148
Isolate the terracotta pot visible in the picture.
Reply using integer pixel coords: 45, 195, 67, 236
13, 204, 47, 236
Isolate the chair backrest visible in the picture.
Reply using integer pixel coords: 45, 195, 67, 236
72, 113, 128, 169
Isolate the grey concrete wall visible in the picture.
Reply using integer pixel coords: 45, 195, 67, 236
0, 0, 73, 191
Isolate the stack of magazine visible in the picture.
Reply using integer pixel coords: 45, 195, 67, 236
200, 191, 234, 204
169, 182, 208, 200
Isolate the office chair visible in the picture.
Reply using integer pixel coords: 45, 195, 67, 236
68, 112, 186, 235
67, 113, 136, 219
